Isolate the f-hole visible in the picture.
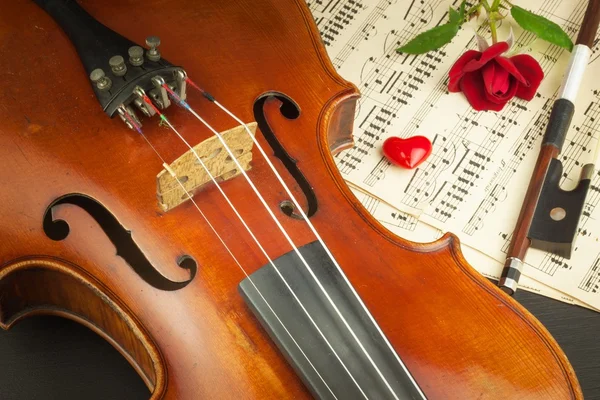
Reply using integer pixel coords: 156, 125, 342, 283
253, 93, 317, 219
43, 194, 197, 291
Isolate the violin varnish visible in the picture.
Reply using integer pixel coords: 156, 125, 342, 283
156, 122, 257, 211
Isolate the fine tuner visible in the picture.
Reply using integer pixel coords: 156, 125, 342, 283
86, 36, 188, 132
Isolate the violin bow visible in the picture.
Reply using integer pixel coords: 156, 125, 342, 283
499, 0, 600, 295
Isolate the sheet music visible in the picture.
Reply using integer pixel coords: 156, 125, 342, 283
307, 0, 600, 310
348, 185, 592, 308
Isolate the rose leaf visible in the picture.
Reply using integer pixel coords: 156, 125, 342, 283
449, 7, 461, 25
449, 1, 467, 25
396, 23, 460, 55
511, 5, 574, 51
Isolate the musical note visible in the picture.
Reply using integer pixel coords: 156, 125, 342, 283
307, 0, 368, 47
579, 256, 600, 293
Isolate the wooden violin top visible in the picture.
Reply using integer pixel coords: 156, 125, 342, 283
0, 0, 582, 398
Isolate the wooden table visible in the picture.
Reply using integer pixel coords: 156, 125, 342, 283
0, 288, 598, 399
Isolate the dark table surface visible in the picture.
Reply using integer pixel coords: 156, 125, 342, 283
0, 287, 598, 399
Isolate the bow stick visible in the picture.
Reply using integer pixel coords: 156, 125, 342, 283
499, 0, 600, 295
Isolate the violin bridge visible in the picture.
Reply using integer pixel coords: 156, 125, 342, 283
156, 122, 257, 212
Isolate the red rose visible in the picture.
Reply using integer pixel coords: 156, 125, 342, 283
448, 41, 544, 111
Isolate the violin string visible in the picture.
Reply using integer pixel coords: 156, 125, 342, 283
207, 97, 421, 385
119, 106, 340, 400
161, 84, 404, 400
133, 99, 370, 399
183, 79, 424, 396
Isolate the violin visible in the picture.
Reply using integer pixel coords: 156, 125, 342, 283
0, 0, 583, 398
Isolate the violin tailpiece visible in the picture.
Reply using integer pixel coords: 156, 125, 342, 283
156, 122, 257, 212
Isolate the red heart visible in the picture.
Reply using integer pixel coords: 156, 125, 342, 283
382, 136, 432, 169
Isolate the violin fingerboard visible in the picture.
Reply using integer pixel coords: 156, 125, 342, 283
239, 241, 424, 400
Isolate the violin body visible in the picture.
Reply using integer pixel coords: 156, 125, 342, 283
0, 0, 583, 398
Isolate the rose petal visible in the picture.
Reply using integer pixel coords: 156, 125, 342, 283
481, 61, 496, 93
495, 68, 510, 94
495, 56, 527, 84
449, 50, 481, 92
463, 41, 510, 72
510, 54, 544, 101
481, 61, 510, 95
460, 71, 507, 111
483, 76, 518, 105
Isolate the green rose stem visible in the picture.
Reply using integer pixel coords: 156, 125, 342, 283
465, 3, 481, 19
489, 15, 498, 43
481, 0, 500, 43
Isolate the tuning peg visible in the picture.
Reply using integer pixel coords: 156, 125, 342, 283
146, 36, 161, 62
89, 68, 112, 90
